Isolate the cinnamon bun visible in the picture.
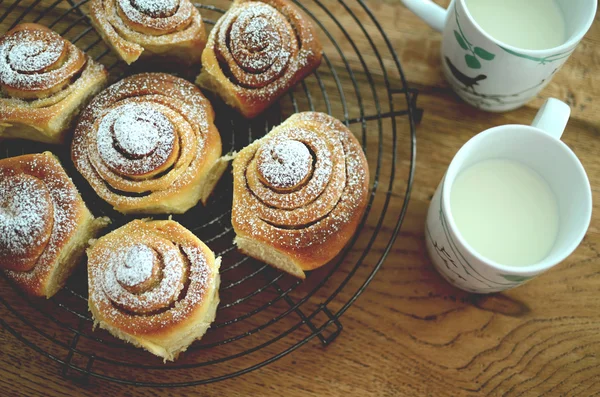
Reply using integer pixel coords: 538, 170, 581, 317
196, 0, 322, 118
89, 0, 207, 65
87, 219, 221, 361
0, 152, 109, 297
232, 112, 369, 278
71, 73, 227, 214
0, 24, 108, 144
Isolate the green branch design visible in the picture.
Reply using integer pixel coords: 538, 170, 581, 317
499, 46, 574, 65
454, 6, 495, 69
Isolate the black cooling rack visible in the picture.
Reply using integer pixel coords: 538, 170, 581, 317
0, 0, 421, 387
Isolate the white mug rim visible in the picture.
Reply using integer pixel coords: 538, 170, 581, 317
441, 124, 593, 275
457, 0, 597, 55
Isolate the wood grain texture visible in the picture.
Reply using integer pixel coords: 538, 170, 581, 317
1, 0, 600, 396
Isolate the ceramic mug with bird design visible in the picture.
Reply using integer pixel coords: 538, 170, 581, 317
401, 0, 596, 112
425, 99, 592, 293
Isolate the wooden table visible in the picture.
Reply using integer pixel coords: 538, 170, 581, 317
1, 1, 599, 396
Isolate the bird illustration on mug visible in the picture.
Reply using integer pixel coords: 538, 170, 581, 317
445, 56, 487, 91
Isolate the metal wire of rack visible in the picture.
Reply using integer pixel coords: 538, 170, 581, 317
0, 0, 421, 387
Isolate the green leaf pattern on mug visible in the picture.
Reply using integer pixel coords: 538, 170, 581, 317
474, 47, 496, 61
465, 54, 481, 69
454, 6, 496, 69
454, 30, 468, 50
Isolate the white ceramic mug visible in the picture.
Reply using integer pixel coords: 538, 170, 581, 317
402, 0, 597, 112
425, 99, 592, 293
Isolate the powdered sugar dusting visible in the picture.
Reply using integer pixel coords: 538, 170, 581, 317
102, 239, 184, 314
246, 126, 335, 211
243, 17, 270, 51
258, 139, 312, 190
97, 102, 175, 176
7, 39, 64, 73
0, 26, 85, 95
216, 2, 294, 89
72, 73, 219, 212
0, 175, 53, 256
2, 154, 84, 291
229, 8, 286, 73
116, 0, 193, 34
199, 0, 322, 116
233, 113, 369, 250
113, 111, 160, 157
115, 244, 156, 287
88, 220, 217, 333
131, 0, 178, 17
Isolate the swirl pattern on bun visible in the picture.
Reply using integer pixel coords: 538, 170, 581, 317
72, 73, 227, 214
232, 112, 369, 279
0, 24, 107, 143
87, 219, 221, 361
196, 0, 322, 118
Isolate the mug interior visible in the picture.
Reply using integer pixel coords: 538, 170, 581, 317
459, 0, 597, 54
443, 125, 592, 274
555, 0, 597, 43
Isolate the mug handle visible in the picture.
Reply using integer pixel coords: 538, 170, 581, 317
401, 0, 448, 32
531, 98, 571, 140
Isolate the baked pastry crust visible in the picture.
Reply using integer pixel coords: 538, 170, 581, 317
196, 0, 322, 118
89, 0, 207, 65
0, 152, 109, 298
72, 73, 227, 215
87, 219, 221, 361
232, 112, 369, 278
0, 24, 108, 144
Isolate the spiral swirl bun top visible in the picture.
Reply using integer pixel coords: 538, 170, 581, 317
90, 0, 207, 64
0, 153, 107, 297
131, 0, 178, 17
232, 112, 369, 276
0, 174, 54, 272
0, 24, 86, 99
216, 2, 297, 89
256, 139, 313, 192
197, 0, 322, 118
100, 237, 190, 315
72, 73, 224, 214
88, 220, 220, 353
116, 0, 193, 35
96, 102, 179, 178
115, 244, 161, 294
